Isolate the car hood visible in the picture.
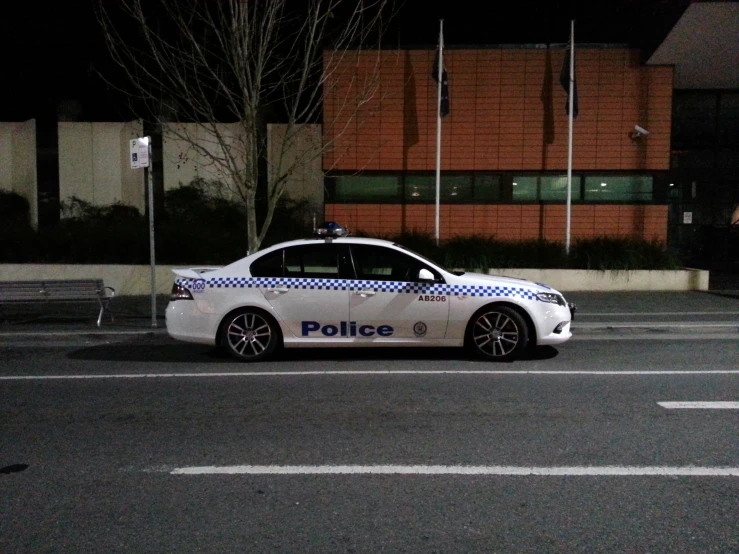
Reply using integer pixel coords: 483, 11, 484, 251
451, 271, 558, 293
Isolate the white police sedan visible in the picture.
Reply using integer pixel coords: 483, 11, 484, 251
166, 222, 575, 362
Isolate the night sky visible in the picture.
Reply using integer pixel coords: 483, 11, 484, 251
0, 0, 691, 122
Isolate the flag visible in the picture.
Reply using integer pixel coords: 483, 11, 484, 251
432, 49, 449, 117
559, 44, 578, 118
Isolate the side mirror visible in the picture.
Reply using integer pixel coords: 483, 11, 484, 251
418, 268, 435, 282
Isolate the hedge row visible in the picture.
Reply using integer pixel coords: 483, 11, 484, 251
0, 188, 681, 269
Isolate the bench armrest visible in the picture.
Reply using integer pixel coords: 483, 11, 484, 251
100, 286, 116, 298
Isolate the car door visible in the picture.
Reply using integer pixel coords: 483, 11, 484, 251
252, 243, 352, 339
348, 244, 450, 340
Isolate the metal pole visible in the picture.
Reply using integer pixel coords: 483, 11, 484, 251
565, 20, 575, 255
435, 19, 443, 247
146, 137, 157, 328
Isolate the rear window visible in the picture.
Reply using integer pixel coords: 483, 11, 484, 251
250, 249, 284, 277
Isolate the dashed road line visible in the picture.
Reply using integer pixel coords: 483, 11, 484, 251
658, 401, 739, 409
168, 464, 739, 476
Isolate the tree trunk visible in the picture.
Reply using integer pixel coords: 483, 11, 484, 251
246, 191, 259, 256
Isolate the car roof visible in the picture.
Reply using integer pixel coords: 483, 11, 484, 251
217, 236, 402, 272
258, 236, 398, 251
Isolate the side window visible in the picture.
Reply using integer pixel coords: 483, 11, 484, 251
250, 249, 283, 277
283, 244, 342, 279
350, 245, 440, 282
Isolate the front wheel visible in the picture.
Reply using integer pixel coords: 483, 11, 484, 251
467, 306, 529, 361
221, 309, 278, 362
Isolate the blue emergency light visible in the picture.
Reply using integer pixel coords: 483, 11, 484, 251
313, 221, 349, 241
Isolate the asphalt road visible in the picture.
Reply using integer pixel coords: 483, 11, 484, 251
2, 335, 738, 553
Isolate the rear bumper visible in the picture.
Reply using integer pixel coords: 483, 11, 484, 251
165, 301, 218, 345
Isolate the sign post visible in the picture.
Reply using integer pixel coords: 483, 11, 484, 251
130, 136, 157, 328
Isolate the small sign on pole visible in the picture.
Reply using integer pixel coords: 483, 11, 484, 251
130, 137, 150, 169
131, 135, 157, 328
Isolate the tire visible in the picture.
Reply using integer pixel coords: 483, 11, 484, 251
466, 305, 529, 361
221, 309, 279, 362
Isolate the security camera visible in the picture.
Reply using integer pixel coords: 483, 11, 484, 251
632, 125, 650, 138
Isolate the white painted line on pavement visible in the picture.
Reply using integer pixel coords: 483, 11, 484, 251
3, 370, 739, 380
573, 322, 738, 328
571, 333, 738, 341
579, 311, 739, 317
170, 464, 739, 476
0, 330, 164, 337
658, 401, 739, 409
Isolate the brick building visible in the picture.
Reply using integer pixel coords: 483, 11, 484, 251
322, 45, 674, 243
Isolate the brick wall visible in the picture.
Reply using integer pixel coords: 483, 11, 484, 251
323, 48, 673, 172
325, 204, 668, 243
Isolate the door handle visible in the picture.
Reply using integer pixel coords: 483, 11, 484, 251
267, 287, 289, 294
354, 289, 376, 297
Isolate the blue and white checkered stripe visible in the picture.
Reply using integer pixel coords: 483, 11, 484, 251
175, 277, 540, 301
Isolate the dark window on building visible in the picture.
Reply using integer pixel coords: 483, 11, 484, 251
673, 92, 718, 149
718, 92, 739, 148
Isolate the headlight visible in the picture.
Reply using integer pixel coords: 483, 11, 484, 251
536, 292, 565, 306
170, 282, 193, 301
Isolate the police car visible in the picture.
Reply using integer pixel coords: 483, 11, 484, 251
165, 222, 575, 362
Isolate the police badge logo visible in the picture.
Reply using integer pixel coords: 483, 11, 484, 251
413, 321, 427, 337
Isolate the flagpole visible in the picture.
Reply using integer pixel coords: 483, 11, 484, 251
565, 19, 575, 255
435, 19, 443, 246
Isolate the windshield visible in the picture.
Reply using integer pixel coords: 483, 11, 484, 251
393, 243, 464, 275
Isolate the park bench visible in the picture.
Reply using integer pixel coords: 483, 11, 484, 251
0, 279, 115, 326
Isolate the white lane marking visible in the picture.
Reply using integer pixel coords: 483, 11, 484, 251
0, 330, 164, 337
170, 465, 739, 476
573, 322, 738, 328
578, 311, 739, 317
3, 370, 739, 380
658, 401, 739, 409
572, 333, 738, 340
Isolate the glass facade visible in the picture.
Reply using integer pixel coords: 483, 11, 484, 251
327, 174, 502, 204
512, 175, 576, 202
327, 172, 656, 204
584, 176, 653, 202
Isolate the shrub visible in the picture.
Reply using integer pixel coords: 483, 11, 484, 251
0, 191, 36, 262
53, 197, 149, 263
352, 229, 678, 271
157, 179, 248, 264
569, 236, 681, 271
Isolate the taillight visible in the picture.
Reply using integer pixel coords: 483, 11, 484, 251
170, 282, 194, 301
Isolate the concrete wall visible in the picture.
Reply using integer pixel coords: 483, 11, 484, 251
0, 264, 710, 293
58, 121, 145, 212
0, 120, 38, 227
161, 122, 245, 198
267, 124, 323, 208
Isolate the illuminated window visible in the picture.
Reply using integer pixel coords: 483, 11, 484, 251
512, 175, 578, 201
334, 175, 400, 202
583, 176, 653, 202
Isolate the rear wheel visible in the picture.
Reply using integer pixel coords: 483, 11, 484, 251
467, 305, 529, 361
221, 309, 278, 362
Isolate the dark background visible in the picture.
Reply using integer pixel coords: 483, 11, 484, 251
0, 0, 692, 123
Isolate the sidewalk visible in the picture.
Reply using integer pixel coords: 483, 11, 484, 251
1, 290, 737, 338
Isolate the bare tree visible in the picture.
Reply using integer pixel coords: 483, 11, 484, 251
96, 0, 397, 254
